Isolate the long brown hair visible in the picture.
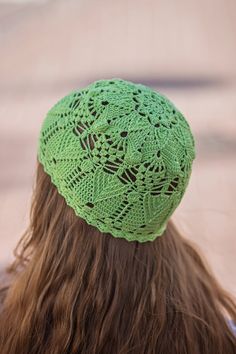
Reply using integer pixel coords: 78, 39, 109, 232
0, 161, 236, 354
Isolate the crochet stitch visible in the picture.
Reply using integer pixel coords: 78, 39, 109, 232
38, 78, 196, 242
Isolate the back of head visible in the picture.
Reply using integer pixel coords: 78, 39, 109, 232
0, 79, 235, 354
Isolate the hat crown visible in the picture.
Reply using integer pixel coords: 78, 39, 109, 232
38, 79, 195, 242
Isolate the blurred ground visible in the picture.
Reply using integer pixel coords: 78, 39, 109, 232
0, 0, 236, 294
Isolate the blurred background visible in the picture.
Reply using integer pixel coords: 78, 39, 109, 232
0, 0, 235, 293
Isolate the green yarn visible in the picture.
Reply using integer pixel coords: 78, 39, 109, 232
38, 78, 196, 243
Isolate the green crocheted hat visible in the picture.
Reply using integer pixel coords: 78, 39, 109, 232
38, 78, 196, 242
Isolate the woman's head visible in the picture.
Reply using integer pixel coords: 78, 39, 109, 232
0, 79, 236, 353
1, 160, 236, 354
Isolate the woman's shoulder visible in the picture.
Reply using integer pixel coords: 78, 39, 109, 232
0, 267, 12, 311
227, 319, 236, 336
